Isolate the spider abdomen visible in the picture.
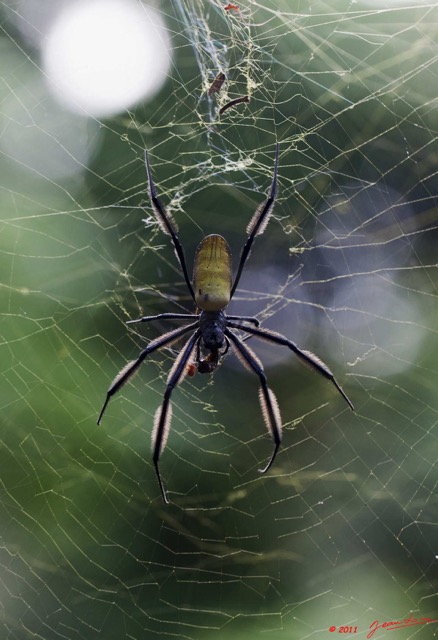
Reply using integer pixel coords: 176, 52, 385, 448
193, 234, 232, 311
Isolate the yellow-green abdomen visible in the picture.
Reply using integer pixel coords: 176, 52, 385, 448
193, 234, 232, 311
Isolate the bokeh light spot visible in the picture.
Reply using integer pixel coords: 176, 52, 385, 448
42, 0, 172, 117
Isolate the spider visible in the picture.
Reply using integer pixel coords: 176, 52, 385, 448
98, 145, 354, 504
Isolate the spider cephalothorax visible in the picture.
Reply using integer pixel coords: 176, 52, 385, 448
98, 145, 354, 503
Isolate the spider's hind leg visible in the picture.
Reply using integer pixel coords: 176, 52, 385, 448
97, 322, 198, 426
226, 322, 354, 411
151, 329, 201, 503
225, 328, 282, 474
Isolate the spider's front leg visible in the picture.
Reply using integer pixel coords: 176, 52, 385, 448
231, 143, 279, 298
144, 151, 195, 302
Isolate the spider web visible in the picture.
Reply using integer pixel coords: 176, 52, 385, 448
1, 0, 438, 638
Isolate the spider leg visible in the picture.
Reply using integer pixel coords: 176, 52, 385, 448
222, 335, 231, 357
230, 143, 279, 298
127, 312, 197, 325
144, 150, 195, 302
226, 315, 259, 326
225, 329, 282, 474
227, 321, 354, 411
152, 330, 201, 503
97, 322, 198, 425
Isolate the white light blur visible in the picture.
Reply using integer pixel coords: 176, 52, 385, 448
42, 0, 172, 117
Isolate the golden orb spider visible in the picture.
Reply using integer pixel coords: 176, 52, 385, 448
98, 145, 354, 503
